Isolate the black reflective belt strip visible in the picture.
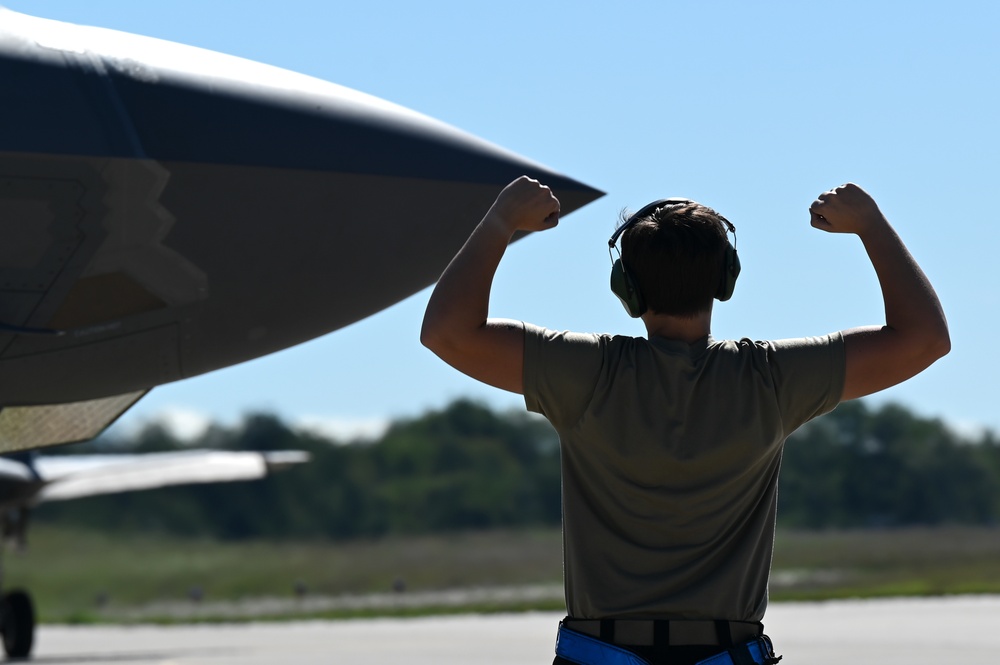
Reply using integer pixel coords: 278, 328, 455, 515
654, 620, 670, 647
714, 620, 734, 647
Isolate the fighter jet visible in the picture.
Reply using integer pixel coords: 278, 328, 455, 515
0, 8, 604, 452
0, 446, 310, 658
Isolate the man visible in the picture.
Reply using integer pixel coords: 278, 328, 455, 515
421, 177, 949, 665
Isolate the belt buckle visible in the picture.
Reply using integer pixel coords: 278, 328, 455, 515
756, 635, 781, 664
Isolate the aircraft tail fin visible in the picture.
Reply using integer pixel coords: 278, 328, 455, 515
0, 390, 146, 453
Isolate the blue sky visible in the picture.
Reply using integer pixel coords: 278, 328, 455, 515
7, 1, 998, 440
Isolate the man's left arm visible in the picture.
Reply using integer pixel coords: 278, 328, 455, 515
420, 177, 560, 394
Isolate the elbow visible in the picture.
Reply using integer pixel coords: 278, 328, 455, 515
931, 327, 951, 361
420, 316, 453, 359
929, 313, 952, 360
420, 318, 441, 353
917, 324, 951, 366
421, 293, 459, 356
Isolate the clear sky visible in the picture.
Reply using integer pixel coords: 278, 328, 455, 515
6, 1, 998, 441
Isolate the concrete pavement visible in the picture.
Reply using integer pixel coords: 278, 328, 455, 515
31, 596, 1000, 664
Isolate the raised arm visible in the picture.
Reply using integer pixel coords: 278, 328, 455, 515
420, 176, 560, 394
810, 183, 950, 401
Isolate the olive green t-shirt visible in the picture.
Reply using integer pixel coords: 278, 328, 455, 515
522, 323, 845, 622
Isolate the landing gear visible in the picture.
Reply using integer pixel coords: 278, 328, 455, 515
0, 590, 34, 659
0, 508, 35, 659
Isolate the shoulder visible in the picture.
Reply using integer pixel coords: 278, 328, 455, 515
522, 324, 621, 427
707, 333, 845, 359
523, 322, 613, 350
746, 332, 847, 429
704, 334, 846, 396
766, 331, 846, 353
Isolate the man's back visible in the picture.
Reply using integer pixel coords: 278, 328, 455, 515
523, 325, 844, 621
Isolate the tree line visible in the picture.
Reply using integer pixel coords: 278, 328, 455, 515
33, 399, 1000, 539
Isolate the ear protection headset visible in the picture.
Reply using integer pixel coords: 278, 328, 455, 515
608, 198, 741, 318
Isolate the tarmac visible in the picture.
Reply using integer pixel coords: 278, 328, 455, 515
30, 595, 1000, 664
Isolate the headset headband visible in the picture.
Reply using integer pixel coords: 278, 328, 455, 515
608, 198, 736, 250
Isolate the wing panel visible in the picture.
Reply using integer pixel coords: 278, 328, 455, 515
0, 389, 145, 452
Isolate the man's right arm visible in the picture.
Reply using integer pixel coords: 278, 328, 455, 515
810, 184, 950, 401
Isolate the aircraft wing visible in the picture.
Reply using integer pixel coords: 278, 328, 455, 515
33, 448, 309, 503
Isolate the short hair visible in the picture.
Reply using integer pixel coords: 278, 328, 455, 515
619, 201, 730, 317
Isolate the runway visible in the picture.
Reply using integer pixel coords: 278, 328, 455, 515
31, 596, 1000, 664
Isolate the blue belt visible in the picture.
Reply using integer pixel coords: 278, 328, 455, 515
556, 624, 780, 665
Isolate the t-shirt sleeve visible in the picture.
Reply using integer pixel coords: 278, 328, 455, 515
767, 331, 846, 434
522, 323, 605, 429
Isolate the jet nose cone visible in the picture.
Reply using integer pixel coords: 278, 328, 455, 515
0, 8, 605, 404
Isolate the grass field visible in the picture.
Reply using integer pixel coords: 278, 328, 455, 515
6, 525, 1000, 623
772, 527, 1000, 599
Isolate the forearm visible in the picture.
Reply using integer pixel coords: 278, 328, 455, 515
421, 211, 514, 353
859, 220, 950, 353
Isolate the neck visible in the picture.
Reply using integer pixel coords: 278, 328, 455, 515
641, 308, 712, 343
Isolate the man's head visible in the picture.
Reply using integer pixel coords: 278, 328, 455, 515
612, 199, 738, 317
